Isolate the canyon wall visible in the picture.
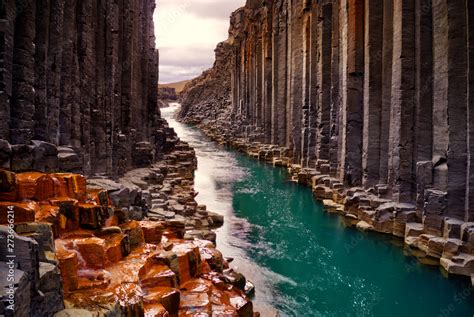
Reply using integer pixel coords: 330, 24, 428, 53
179, 41, 235, 131
0, 0, 174, 176
180, 0, 474, 225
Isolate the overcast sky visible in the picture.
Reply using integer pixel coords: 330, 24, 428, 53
154, 0, 246, 84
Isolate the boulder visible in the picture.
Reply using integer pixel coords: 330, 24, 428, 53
440, 253, 474, 276
11, 144, 35, 171
443, 218, 464, 239
404, 223, 424, 246
427, 237, 446, 258
423, 214, 444, 236
31, 140, 58, 172
0, 139, 12, 169
222, 269, 246, 291
0, 169, 16, 195
423, 189, 447, 215
14, 223, 55, 262
461, 223, 474, 253
132, 142, 155, 168
356, 220, 373, 232
184, 230, 217, 244
57, 147, 82, 173
442, 239, 463, 259
393, 211, 417, 238
143, 287, 180, 315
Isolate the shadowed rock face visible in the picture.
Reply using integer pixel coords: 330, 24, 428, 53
179, 41, 235, 131
180, 0, 474, 223
0, 0, 173, 176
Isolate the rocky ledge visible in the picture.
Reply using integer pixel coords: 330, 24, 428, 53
0, 141, 255, 316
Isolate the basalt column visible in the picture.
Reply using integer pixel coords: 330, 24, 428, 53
0, 0, 15, 142
0, 0, 164, 176
329, 0, 341, 175
307, 2, 320, 168
316, 1, 333, 164
288, 0, 303, 161
46, 0, 65, 145
179, 0, 474, 226
379, 0, 394, 187
301, 4, 317, 167
59, 0, 78, 147
34, 0, 50, 142
468, 0, 474, 221
339, 0, 364, 186
271, 1, 288, 146
414, 0, 433, 211
388, 0, 416, 203
446, 0, 469, 221
94, 0, 108, 174
10, 0, 36, 144
262, 6, 273, 144
255, 27, 263, 131
78, 0, 96, 175
362, 0, 383, 188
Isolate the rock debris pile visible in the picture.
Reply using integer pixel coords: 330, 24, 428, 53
0, 141, 255, 316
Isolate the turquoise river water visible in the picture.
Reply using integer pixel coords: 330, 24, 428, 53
162, 105, 474, 317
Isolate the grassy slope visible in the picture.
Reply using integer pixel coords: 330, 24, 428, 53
159, 80, 191, 93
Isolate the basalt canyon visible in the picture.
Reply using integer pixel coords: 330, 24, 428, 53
179, 0, 474, 281
0, 0, 254, 316
1, 0, 474, 316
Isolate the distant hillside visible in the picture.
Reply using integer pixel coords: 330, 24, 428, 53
159, 80, 191, 93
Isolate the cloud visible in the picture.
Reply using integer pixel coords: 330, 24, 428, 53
154, 0, 246, 83
159, 65, 207, 83
159, 46, 213, 83
185, 2, 243, 20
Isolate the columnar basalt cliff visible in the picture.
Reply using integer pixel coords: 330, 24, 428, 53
180, 0, 474, 277
0, 0, 174, 176
0, 1, 257, 316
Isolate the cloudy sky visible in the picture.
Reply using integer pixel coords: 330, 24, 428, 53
154, 0, 246, 84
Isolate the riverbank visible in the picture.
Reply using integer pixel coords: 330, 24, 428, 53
169, 104, 474, 316
176, 106, 474, 285
0, 138, 256, 316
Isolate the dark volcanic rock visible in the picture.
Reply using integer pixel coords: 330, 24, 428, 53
178, 41, 236, 135
179, 0, 474, 226
0, 0, 168, 176
158, 87, 178, 101
178, 0, 474, 277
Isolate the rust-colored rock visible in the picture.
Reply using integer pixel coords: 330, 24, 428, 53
140, 220, 165, 244
143, 287, 180, 315
74, 237, 107, 269
0, 165, 252, 315
0, 201, 38, 224
56, 250, 79, 293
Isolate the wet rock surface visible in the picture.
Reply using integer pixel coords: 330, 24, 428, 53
0, 141, 255, 316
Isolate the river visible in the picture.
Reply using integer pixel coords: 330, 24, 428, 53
161, 104, 474, 317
